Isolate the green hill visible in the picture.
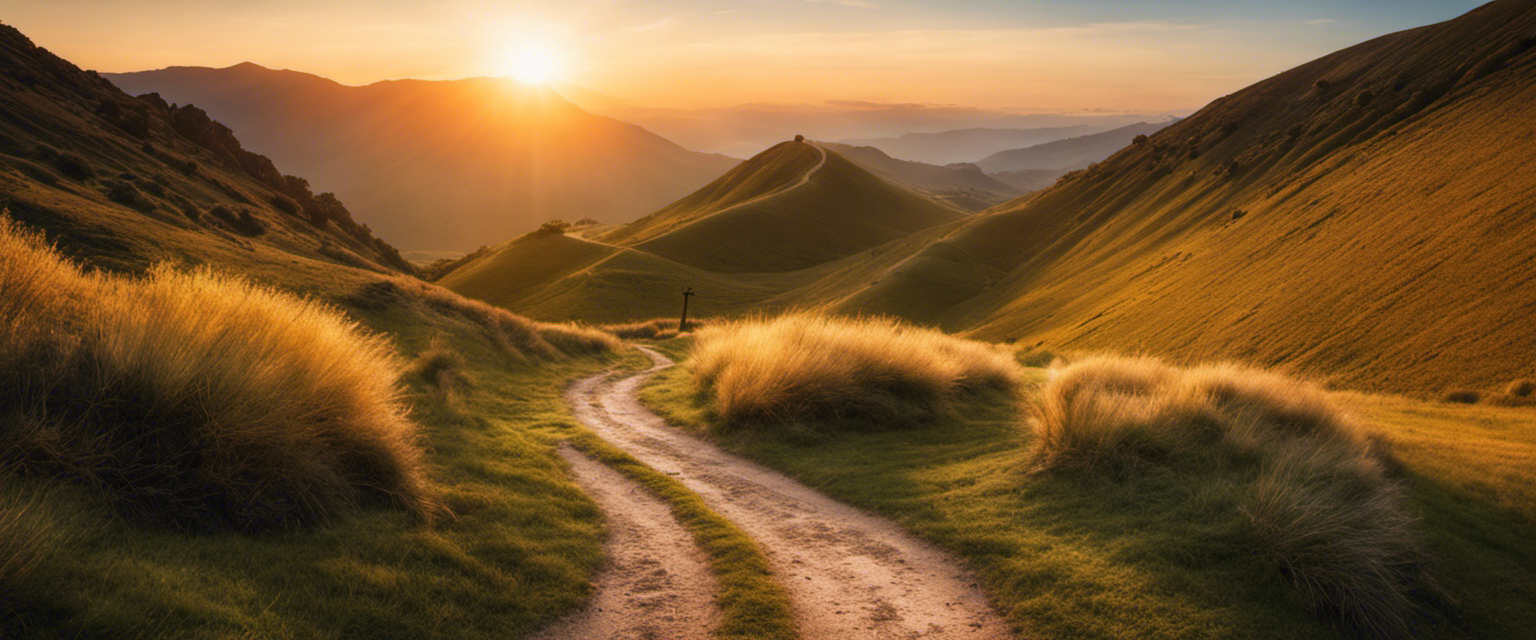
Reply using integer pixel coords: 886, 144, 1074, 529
440, 140, 966, 318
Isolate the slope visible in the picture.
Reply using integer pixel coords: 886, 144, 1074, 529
630, 142, 966, 273
846, 0, 1536, 394
818, 142, 1022, 211
439, 140, 967, 319
974, 120, 1177, 173
105, 64, 738, 250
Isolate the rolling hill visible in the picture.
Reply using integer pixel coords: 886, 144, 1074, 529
105, 64, 738, 251
974, 120, 1177, 173
438, 140, 967, 320
818, 142, 1022, 211
828, 0, 1536, 394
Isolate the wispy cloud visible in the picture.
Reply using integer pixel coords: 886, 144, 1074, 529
805, 0, 879, 9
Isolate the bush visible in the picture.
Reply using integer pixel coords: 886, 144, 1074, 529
209, 204, 265, 237
0, 216, 438, 531
1441, 389, 1481, 404
1028, 356, 1428, 637
1506, 379, 1534, 398
410, 339, 469, 410
689, 313, 1021, 431
52, 152, 92, 180
104, 179, 154, 213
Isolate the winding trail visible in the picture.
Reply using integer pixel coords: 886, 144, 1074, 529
559, 346, 1014, 639
532, 445, 721, 640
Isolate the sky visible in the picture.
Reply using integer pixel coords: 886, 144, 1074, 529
1, 0, 1484, 112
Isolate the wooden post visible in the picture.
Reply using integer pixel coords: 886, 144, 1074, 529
679, 287, 695, 332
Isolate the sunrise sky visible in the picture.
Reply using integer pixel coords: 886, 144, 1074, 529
5, 0, 1480, 111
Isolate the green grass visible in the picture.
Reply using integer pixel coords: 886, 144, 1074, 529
642, 338, 1536, 640
2, 341, 615, 639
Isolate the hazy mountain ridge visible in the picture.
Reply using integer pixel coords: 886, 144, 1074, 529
106, 64, 739, 251
817, 142, 1022, 211
975, 120, 1178, 173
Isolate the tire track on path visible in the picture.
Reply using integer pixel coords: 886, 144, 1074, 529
563, 346, 1014, 639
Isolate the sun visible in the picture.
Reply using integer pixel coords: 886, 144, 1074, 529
505, 44, 560, 85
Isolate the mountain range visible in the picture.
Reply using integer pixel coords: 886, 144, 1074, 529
106, 64, 739, 251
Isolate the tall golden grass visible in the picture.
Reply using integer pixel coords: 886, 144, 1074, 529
1029, 356, 1427, 638
689, 313, 1021, 430
0, 216, 437, 531
601, 318, 700, 341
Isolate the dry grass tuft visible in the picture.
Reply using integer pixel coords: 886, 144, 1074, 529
0, 216, 438, 531
601, 317, 701, 341
1506, 379, 1535, 398
689, 313, 1021, 430
410, 338, 469, 408
1440, 389, 1481, 404
0, 488, 56, 603
1028, 356, 1429, 637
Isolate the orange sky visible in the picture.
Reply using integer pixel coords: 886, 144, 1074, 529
4, 0, 1478, 112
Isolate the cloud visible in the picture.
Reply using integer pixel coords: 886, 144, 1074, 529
804, 0, 879, 8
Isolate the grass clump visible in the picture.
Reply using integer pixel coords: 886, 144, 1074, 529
690, 313, 1021, 431
0, 216, 437, 531
1029, 356, 1432, 638
601, 317, 701, 340
1441, 389, 1481, 404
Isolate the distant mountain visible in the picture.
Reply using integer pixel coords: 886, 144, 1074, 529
975, 120, 1178, 173
439, 141, 965, 320
838, 126, 1113, 165
589, 102, 1169, 157
986, 169, 1068, 193
818, 142, 1022, 211
105, 65, 738, 251
0, 24, 411, 276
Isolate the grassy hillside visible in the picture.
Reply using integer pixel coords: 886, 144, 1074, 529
844, 0, 1536, 394
440, 141, 968, 320
635, 148, 965, 272
106, 64, 738, 250
0, 24, 670, 638
642, 325, 1536, 640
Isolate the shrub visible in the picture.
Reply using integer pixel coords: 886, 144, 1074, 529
1132, 134, 1149, 145
104, 179, 154, 213
1506, 379, 1534, 398
0, 216, 438, 531
52, 152, 92, 180
209, 204, 265, 237
1028, 356, 1428, 637
410, 339, 469, 410
1441, 389, 1481, 404
269, 193, 301, 216
689, 313, 1021, 431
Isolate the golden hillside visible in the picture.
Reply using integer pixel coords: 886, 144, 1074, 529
849, 0, 1536, 393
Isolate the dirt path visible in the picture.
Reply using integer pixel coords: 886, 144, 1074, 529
532, 444, 721, 640
563, 346, 1015, 639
